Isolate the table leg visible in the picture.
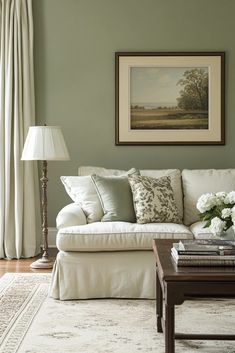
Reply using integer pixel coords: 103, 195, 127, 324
156, 269, 163, 332
165, 303, 175, 353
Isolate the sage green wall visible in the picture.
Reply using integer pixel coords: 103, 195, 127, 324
33, 0, 235, 226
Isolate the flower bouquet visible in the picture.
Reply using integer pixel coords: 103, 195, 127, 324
196, 191, 235, 236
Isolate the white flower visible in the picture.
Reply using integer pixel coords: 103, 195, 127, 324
216, 191, 227, 199
224, 191, 235, 205
215, 191, 227, 205
232, 206, 235, 223
209, 217, 226, 235
196, 193, 218, 213
221, 208, 232, 219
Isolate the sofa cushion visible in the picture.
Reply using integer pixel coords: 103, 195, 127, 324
56, 222, 193, 252
182, 169, 235, 226
79, 166, 128, 177
78, 166, 183, 221
190, 221, 235, 240
128, 175, 181, 224
190, 221, 214, 239
91, 173, 137, 223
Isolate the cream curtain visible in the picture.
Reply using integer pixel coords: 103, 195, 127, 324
0, 0, 40, 258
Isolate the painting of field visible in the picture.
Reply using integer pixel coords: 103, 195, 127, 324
131, 107, 208, 130
130, 66, 209, 130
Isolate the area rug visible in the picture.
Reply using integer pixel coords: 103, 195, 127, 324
0, 273, 235, 353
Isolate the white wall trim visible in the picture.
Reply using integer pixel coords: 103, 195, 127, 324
48, 227, 57, 248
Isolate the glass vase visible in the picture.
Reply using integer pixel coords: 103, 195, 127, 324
218, 227, 235, 241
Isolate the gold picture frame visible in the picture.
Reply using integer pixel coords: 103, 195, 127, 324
115, 52, 225, 145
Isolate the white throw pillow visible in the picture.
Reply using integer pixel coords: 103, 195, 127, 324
61, 176, 103, 223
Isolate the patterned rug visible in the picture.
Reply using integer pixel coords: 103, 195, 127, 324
0, 273, 235, 353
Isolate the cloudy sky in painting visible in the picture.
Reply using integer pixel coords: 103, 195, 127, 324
130, 67, 193, 105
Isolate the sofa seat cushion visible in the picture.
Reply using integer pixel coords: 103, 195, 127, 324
57, 222, 193, 252
190, 221, 214, 239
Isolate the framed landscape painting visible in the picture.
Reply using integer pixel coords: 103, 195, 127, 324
115, 52, 225, 145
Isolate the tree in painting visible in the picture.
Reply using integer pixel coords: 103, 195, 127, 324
177, 69, 208, 110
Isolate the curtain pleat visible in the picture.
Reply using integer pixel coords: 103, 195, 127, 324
0, 0, 40, 259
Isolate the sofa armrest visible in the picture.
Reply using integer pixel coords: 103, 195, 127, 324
56, 203, 87, 229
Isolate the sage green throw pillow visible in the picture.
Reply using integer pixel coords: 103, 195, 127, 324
91, 169, 139, 222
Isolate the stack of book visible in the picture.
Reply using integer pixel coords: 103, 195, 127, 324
171, 239, 235, 266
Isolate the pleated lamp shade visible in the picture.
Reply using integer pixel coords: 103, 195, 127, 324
21, 126, 70, 161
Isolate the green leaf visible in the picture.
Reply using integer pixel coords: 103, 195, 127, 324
203, 214, 213, 221
203, 220, 211, 228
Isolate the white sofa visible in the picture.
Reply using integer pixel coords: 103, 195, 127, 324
50, 167, 235, 300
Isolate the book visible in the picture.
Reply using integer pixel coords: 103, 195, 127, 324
171, 243, 235, 259
171, 241, 235, 266
171, 245, 235, 261
178, 239, 235, 255
171, 251, 235, 267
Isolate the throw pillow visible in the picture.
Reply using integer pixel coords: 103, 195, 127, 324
91, 169, 139, 222
78, 167, 183, 221
61, 176, 104, 223
61, 168, 139, 224
128, 175, 181, 224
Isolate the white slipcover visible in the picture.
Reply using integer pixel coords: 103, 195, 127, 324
190, 221, 235, 240
190, 221, 214, 239
50, 250, 156, 300
56, 203, 86, 229
57, 222, 193, 252
182, 169, 235, 225
51, 167, 235, 300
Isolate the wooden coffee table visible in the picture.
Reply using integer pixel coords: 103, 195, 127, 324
153, 239, 235, 353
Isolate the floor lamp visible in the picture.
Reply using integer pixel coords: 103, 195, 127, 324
21, 126, 70, 269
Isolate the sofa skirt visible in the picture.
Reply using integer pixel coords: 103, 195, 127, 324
50, 250, 156, 300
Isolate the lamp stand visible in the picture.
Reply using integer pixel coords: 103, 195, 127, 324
30, 160, 54, 269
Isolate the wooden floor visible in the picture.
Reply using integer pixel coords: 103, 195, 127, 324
0, 249, 58, 278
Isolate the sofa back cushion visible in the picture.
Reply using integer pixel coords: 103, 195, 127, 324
79, 166, 128, 177
78, 166, 183, 221
182, 169, 235, 226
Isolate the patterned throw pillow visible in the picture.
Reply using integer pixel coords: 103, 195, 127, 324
128, 175, 181, 224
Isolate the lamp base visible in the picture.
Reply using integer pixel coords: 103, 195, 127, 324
30, 257, 54, 269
